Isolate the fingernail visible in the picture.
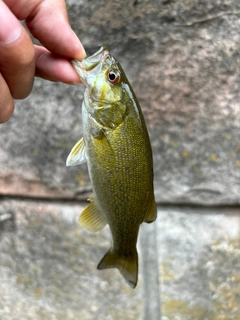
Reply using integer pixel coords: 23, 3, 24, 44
0, 3, 22, 44
79, 42, 87, 60
0, 27, 22, 44
73, 32, 86, 60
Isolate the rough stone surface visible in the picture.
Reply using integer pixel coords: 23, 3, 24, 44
1, 0, 240, 204
1, 201, 239, 319
157, 206, 240, 320
0, 200, 142, 320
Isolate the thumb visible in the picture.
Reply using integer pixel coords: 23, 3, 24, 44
0, 1, 35, 100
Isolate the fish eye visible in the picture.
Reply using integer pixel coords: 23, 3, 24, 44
107, 70, 120, 84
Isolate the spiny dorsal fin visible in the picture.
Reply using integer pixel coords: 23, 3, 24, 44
144, 197, 157, 223
79, 197, 107, 232
97, 249, 138, 289
66, 137, 87, 167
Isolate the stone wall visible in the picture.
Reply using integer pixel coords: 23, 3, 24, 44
1, 0, 240, 319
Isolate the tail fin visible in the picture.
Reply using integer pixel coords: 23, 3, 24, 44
97, 249, 138, 288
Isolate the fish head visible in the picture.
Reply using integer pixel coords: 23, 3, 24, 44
72, 47, 125, 108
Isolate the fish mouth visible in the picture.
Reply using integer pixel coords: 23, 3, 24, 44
72, 47, 109, 82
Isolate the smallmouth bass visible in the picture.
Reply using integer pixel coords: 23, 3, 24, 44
67, 47, 157, 288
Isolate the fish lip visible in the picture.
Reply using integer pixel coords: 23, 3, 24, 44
72, 46, 109, 79
85, 46, 109, 66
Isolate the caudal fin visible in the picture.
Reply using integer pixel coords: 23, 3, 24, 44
97, 249, 138, 288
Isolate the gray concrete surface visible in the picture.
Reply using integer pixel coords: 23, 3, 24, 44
1, 201, 239, 319
0, 200, 142, 320
156, 206, 240, 319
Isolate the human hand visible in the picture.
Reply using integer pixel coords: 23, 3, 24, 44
0, 0, 86, 123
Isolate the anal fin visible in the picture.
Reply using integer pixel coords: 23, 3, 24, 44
79, 197, 107, 232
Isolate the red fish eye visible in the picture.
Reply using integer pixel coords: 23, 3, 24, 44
108, 71, 120, 84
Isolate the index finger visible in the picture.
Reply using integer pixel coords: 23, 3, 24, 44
4, 0, 86, 60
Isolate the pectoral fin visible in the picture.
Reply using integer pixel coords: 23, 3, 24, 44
79, 197, 107, 232
66, 137, 87, 167
144, 197, 157, 223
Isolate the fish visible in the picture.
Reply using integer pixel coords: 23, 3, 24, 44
66, 47, 157, 288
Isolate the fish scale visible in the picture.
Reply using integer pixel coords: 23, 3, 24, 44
67, 47, 157, 288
